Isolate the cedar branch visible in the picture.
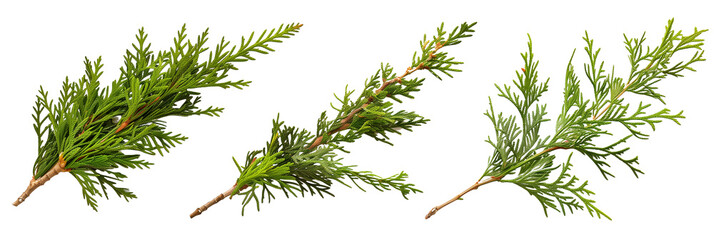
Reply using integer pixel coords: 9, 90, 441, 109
192, 37, 449, 218
425, 58, 653, 219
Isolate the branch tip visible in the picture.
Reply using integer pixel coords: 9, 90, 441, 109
425, 207, 438, 219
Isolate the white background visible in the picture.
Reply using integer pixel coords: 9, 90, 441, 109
1, 0, 712, 239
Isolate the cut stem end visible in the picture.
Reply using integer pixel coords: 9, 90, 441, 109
189, 184, 239, 219
13, 156, 67, 207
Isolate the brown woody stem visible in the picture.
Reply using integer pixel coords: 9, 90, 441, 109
190, 158, 255, 218
116, 96, 162, 133
307, 56, 433, 149
13, 153, 69, 206
593, 60, 655, 120
190, 185, 240, 218
425, 176, 501, 219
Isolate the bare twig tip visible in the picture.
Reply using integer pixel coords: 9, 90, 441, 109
190, 209, 201, 218
425, 207, 438, 219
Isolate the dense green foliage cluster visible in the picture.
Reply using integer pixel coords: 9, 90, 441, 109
28, 23, 301, 210
475, 19, 705, 219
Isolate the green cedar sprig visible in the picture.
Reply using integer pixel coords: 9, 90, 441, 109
425, 19, 706, 220
190, 22, 477, 218
14, 23, 302, 210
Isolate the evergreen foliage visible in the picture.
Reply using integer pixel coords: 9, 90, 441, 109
191, 22, 476, 217
426, 19, 706, 219
15, 23, 302, 210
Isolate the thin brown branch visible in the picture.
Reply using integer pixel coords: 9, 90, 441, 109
78, 114, 98, 136
425, 176, 502, 219
190, 184, 239, 218
541, 146, 565, 155
425, 142, 565, 218
593, 81, 634, 120
116, 96, 161, 133
190, 158, 255, 218
13, 153, 69, 206
593, 60, 655, 120
307, 48, 438, 150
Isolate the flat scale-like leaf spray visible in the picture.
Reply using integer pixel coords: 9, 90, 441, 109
190, 22, 477, 218
425, 19, 706, 220
13, 23, 302, 210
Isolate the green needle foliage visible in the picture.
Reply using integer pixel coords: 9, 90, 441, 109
426, 19, 706, 220
190, 22, 476, 218
14, 23, 302, 210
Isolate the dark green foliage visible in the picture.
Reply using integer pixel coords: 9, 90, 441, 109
30, 23, 301, 210
228, 22, 477, 215
481, 19, 705, 219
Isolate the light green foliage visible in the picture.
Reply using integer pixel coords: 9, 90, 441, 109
229, 22, 476, 215
481, 19, 705, 219
30, 23, 301, 210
